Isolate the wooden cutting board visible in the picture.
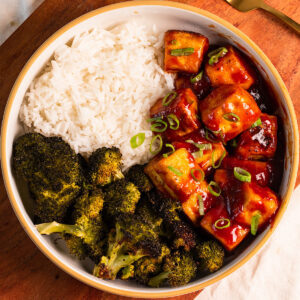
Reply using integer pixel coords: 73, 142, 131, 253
0, 0, 299, 299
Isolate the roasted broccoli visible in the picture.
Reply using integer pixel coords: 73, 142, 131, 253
104, 179, 140, 217
36, 188, 106, 261
148, 251, 197, 287
126, 164, 153, 193
88, 147, 123, 186
134, 244, 170, 285
93, 213, 162, 280
147, 190, 197, 251
195, 240, 225, 273
13, 133, 83, 222
120, 265, 135, 280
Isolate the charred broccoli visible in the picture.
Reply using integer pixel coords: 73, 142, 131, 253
148, 251, 197, 287
147, 191, 197, 251
134, 244, 170, 285
88, 147, 123, 186
13, 133, 83, 222
126, 164, 153, 193
195, 240, 225, 273
104, 179, 140, 217
36, 188, 106, 261
93, 213, 162, 280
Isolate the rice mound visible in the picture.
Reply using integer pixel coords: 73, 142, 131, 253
20, 21, 174, 170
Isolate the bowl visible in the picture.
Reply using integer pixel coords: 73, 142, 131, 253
1, 1, 299, 298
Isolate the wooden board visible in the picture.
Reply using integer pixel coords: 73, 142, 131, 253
0, 0, 299, 299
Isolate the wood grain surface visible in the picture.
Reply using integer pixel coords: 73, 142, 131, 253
0, 0, 299, 299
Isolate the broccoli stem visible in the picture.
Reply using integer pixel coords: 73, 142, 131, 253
36, 221, 85, 238
148, 271, 170, 287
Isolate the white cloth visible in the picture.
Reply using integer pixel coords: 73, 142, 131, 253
1, 3, 299, 299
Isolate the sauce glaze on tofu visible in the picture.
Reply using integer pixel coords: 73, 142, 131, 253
142, 30, 284, 256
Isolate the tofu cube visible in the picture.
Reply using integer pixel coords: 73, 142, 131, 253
172, 130, 227, 171
200, 200, 249, 251
199, 85, 261, 142
164, 30, 209, 73
236, 113, 278, 159
221, 156, 274, 187
205, 45, 256, 89
150, 88, 200, 138
214, 169, 279, 228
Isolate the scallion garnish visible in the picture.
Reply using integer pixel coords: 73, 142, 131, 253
205, 128, 219, 143
234, 167, 251, 182
190, 71, 203, 84
229, 138, 238, 148
130, 133, 145, 149
251, 212, 261, 235
198, 195, 205, 216
167, 166, 183, 176
150, 134, 163, 155
223, 113, 240, 122
185, 140, 212, 151
150, 120, 168, 132
208, 47, 228, 65
251, 118, 262, 128
208, 181, 221, 196
191, 168, 205, 182
147, 116, 163, 123
212, 150, 226, 169
163, 144, 175, 158
214, 218, 231, 229
170, 47, 195, 56
192, 151, 203, 159
162, 91, 177, 106
167, 114, 180, 130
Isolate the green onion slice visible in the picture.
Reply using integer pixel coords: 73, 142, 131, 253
167, 114, 180, 130
130, 133, 145, 149
192, 150, 203, 159
251, 118, 262, 128
163, 144, 175, 158
208, 181, 221, 196
234, 167, 251, 182
205, 129, 219, 143
150, 134, 163, 155
229, 138, 238, 148
251, 212, 261, 235
185, 140, 212, 151
170, 47, 195, 56
150, 120, 168, 133
190, 71, 203, 84
191, 168, 205, 182
214, 218, 231, 229
198, 195, 205, 216
167, 166, 183, 176
223, 113, 240, 122
208, 47, 228, 65
212, 150, 226, 169
147, 116, 163, 123
162, 91, 177, 106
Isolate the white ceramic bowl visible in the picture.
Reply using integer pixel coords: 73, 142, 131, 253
1, 1, 299, 298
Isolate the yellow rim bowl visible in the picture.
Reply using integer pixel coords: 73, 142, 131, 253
1, 1, 299, 298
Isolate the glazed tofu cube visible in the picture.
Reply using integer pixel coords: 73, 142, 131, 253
200, 200, 250, 251
199, 85, 261, 142
144, 148, 201, 201
172, 130, 227, 171
150, 88, 200, 138
214, 169, 279, 228
164, 30, 209, 73
181, 182, 217, 225
205, 45, 256, 89
221, 156, 275, 187
235, 113, 278, 159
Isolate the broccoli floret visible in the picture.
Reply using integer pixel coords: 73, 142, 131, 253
36, 188, 106, 261
120, 265, 135, 280
148, 251, 197, 287
195, 240, 225, 273
93, 213, 162, 280
147, 191, 197, 251
88, 147, 123, 186
104, 179, 140, 217
134, 244, 170, 285
13, 133, 83, 222
126, 164, 153, 192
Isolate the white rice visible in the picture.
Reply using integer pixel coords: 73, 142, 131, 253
20, 21, 174, 170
